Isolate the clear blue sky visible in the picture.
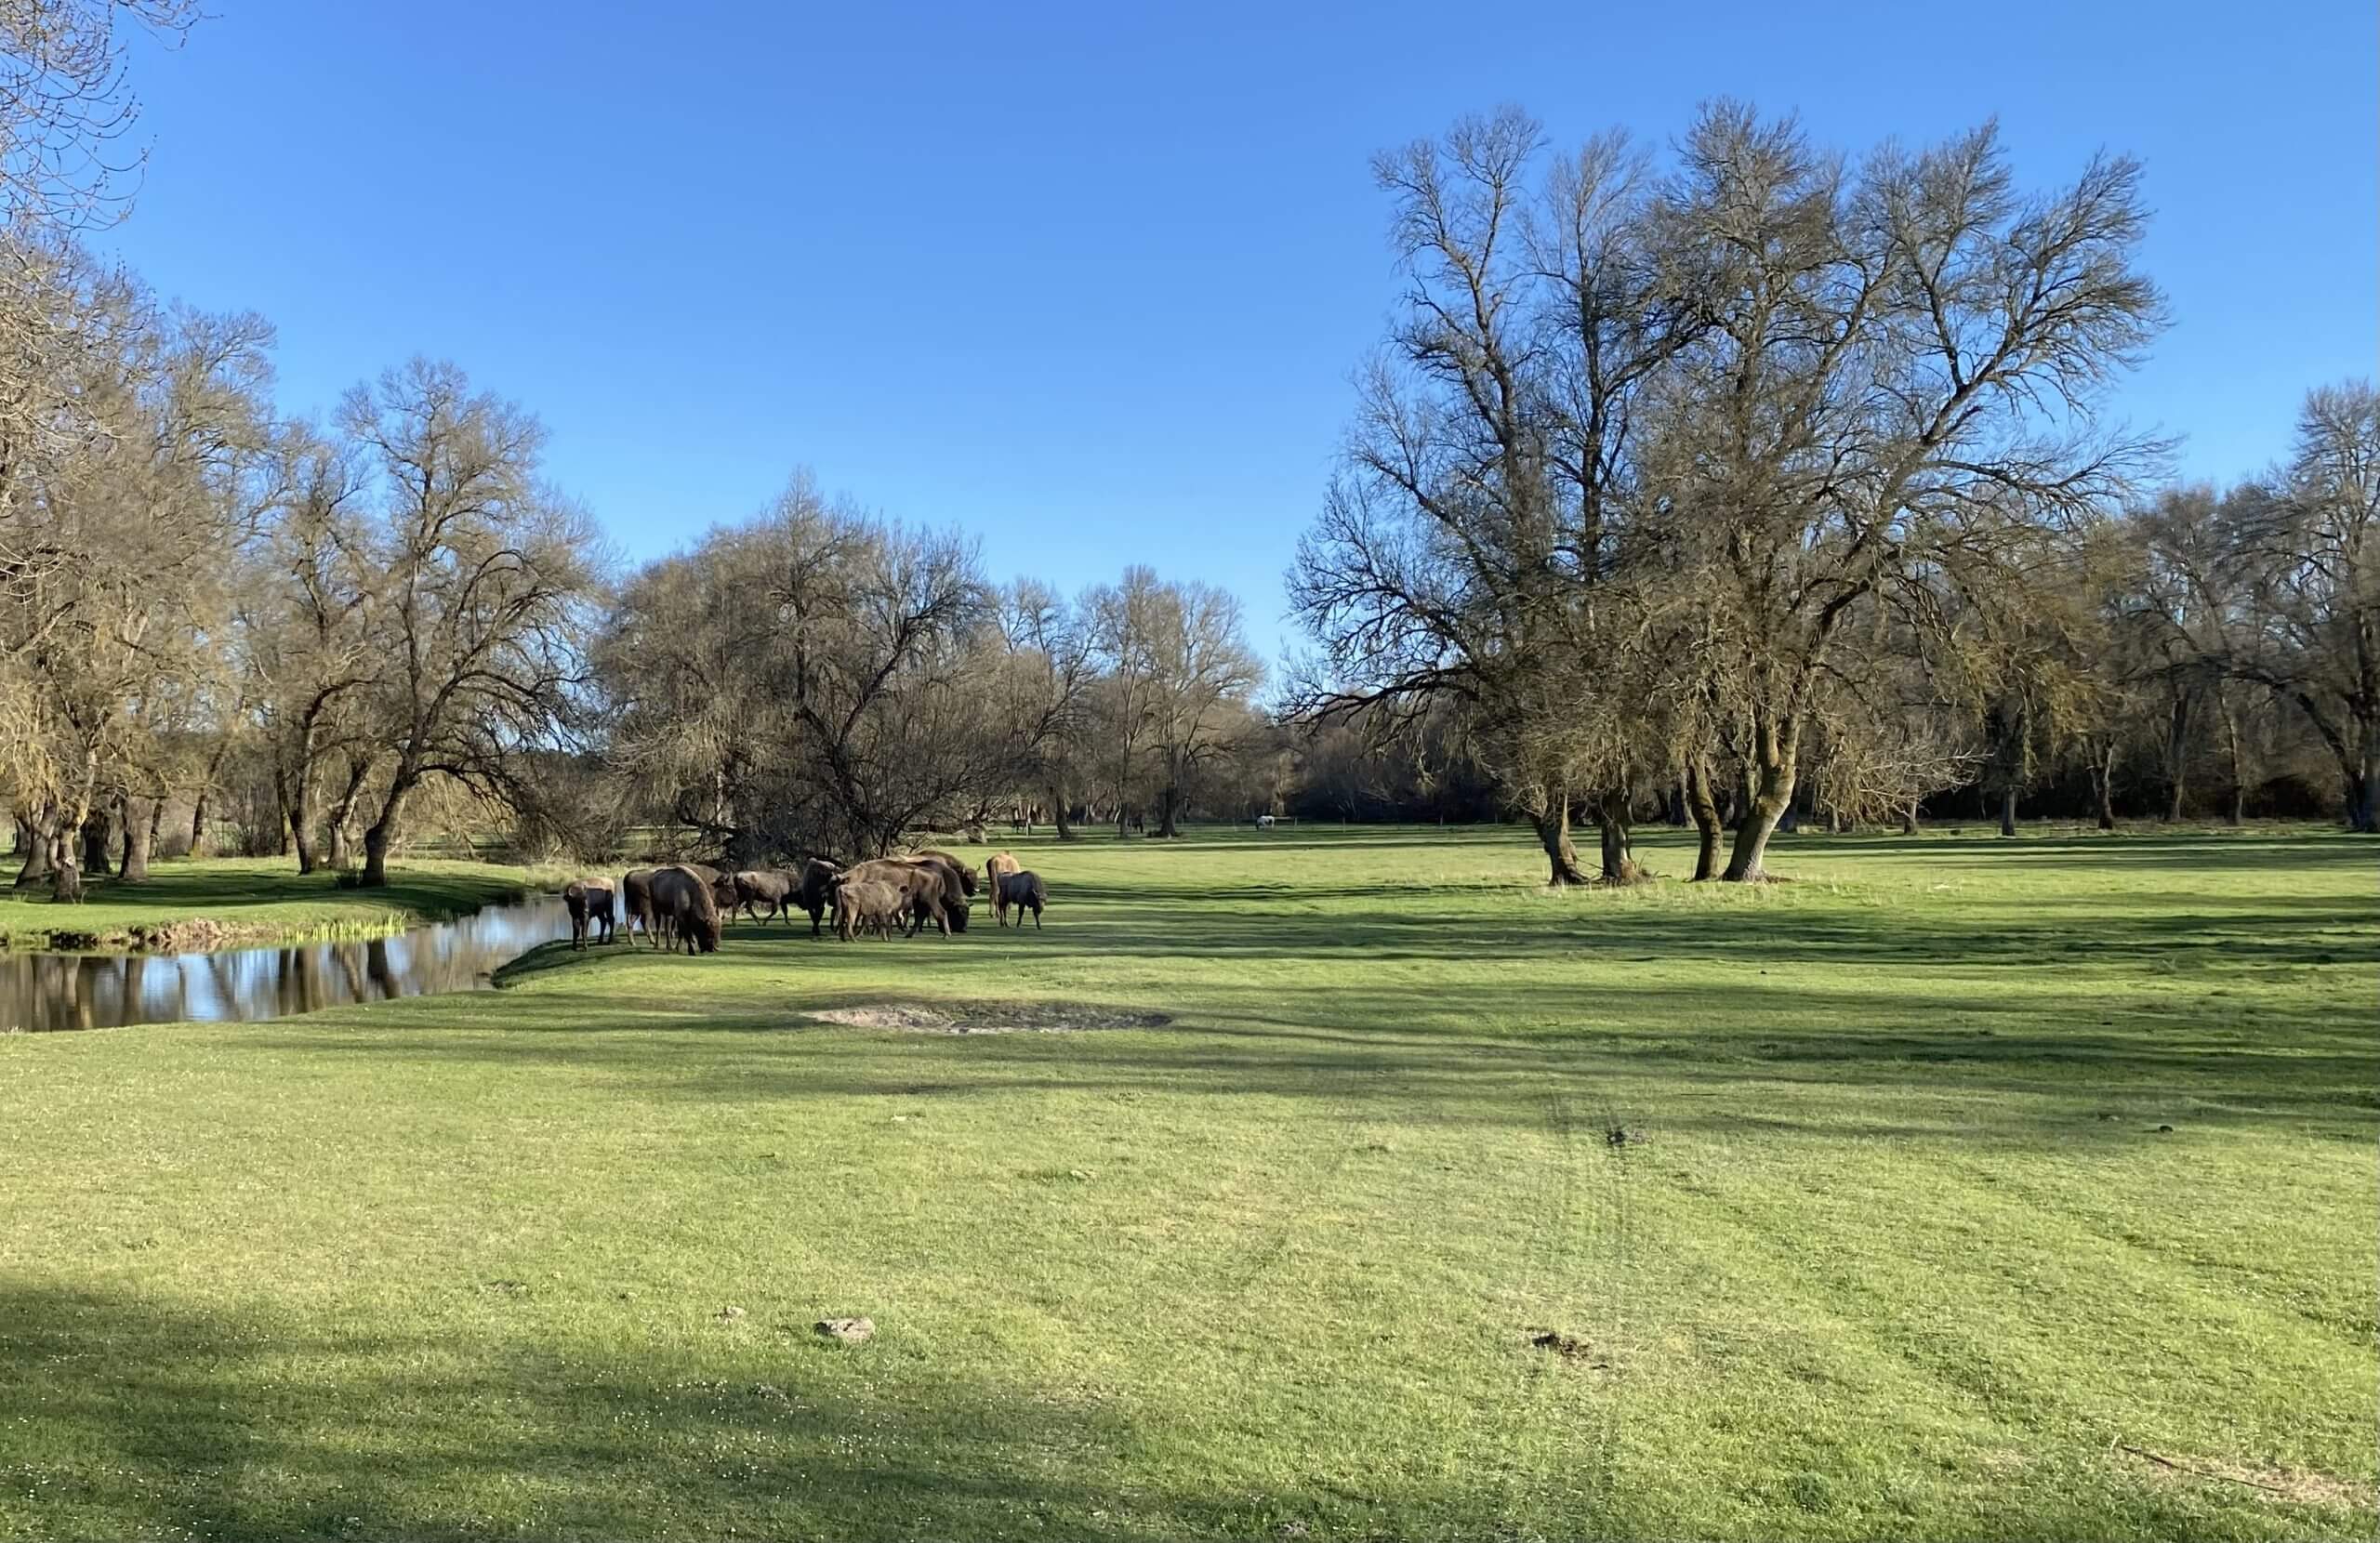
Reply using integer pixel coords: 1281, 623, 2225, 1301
99, 0, 2378, 661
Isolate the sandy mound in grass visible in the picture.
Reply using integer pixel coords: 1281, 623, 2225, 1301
806, 1000, 1172, 1035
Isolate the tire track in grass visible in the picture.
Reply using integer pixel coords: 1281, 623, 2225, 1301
1487, 1061, 1638, 1539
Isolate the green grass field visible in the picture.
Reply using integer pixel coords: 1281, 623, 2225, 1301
2, 827, 2373, 1541
0, 857, 556, 949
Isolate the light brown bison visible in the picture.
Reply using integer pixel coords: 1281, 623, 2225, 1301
563, 877, 615, 949
794, 858, 845, 937
909, 849, 979, 896
994, 869, 1047, 929
833, 877, 905, 941
847, 857, 966, 936
984, 851, 1021, 917
728, 868, 798, 924
647, 864, 721, 955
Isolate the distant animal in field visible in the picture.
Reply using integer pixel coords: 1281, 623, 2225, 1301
1256, 813, 1276, 828
646, 864, 721, 955
795, 858, 845, 937
563, 877, 615, 949
995, 869, 1047, 929
833, 877, 905, 941
846, 857, 966, 936
727, 868, 797, 924
908, 849, 978, 896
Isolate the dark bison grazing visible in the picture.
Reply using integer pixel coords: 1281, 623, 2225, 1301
563, 877, 615, 949
909, 849, 978, 896
995, 870, 1047, 929
846, 857, 967, 936
727, 868, 797, 924
647, 864, 722, 955
833, 877, 905, 941
795, 858, 845, 936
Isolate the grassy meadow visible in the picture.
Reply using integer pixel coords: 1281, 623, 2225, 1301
0, 825, 2373, 1540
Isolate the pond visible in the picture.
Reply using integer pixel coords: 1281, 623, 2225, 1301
0, 896, 572, 1033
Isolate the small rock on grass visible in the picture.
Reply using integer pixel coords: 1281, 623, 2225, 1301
816, 1316, 875, 1344
718, 1305, 747, 1322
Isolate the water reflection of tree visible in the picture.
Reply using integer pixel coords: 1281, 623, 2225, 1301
5, 899, 572, 1033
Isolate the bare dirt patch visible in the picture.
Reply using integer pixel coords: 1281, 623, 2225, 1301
806, 1000, 1173, 1035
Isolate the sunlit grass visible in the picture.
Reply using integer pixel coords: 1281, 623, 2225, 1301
1, 825, 2372, 1540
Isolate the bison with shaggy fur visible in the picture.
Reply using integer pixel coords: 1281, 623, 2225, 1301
563, 877, 615, 949
647, 864, 722, 955
622, 867, 664, 948
727, 868, 797, 924
846, 857, 967, 936
995, 869, 1048, 929
834, 877, 906, 941
908, 849, 978, 896
984, 852, 1022, 917
795, 858, 845, 937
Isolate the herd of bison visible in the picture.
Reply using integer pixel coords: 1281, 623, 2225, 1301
557, 850, 1049, 955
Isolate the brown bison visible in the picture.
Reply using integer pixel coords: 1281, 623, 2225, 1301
563, 877, 615, 949
846, 857, 966, 936
622, 867, 662, 948
794, 858, 845, 937
833, 877, 906, 941
646, 864, 721, 955
984, 851, 1021, 913
626, 863, 727, 949
994, 869, 1047, 929
727, 868, 798, 924
908, 849, 979, 896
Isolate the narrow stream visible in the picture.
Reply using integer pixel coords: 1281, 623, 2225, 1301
1, 897, 572, 1033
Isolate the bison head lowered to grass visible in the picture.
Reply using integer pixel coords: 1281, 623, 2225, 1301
646, 864, 721, 955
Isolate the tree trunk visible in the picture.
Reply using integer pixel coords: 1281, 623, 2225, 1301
1722, 757, 1794, 882
15, 811, 53, 887
325, 755, 373, 869
46, 829, 81, 903
1998, 785, 2017, 838
2352, 750, 2380, 835
359, 772, 415, 888
1594, 788, 1642, 883
1898, 798, 1919, 837
1050, 781, 1076, 840
290, 763, 323, 875
2093, 745, 2116, 831
9, 815, 25, 856
189, 737, 231, 856
1686, 756, 1724, 881
2162, 691, 2191, 823
1666, 779, 1688, 827
119, 796, 156, 883
2220, 700, 2245, 826
81, 812, 114, 877
1532, 779, 1590, 886
1157, 778, 1183, 838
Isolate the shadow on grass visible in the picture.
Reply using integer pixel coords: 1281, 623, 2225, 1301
241, 974, 2380, 1144
11, 861, 533, 921
0, 1283, 1567, 1542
